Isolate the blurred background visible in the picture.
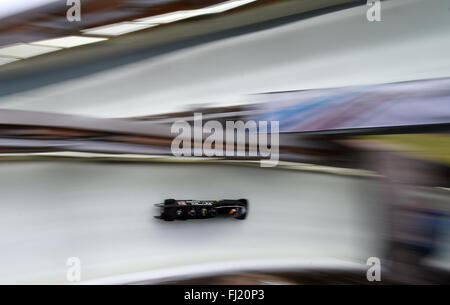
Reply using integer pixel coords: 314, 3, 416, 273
0, 0, 449, 284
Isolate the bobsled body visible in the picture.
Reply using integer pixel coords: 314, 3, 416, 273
155, 199, 248, 221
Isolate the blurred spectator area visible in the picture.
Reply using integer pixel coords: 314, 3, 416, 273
0, 0, 261, 47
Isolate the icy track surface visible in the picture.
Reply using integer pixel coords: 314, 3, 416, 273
0, 161, 378, 284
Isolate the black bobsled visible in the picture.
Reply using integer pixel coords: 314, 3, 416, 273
155, 199, 248, 221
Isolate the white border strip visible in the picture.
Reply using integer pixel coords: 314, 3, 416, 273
78, 258, 366, 285
0, 43, 60, 59
81, 22, 158, 37
31, 36, 108, 48
135, 0, 258, 24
